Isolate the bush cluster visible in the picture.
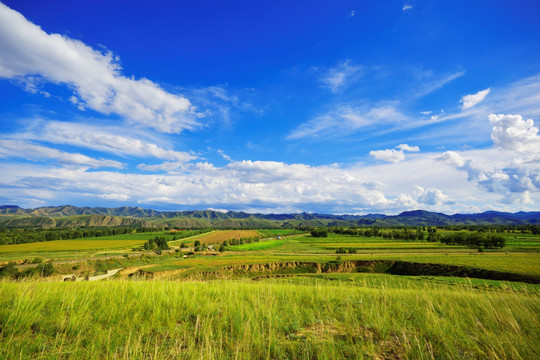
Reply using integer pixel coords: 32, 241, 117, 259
335, 247, 357, 254
0, 262, 55, 279
143, 236, 169, 251
310, 229, 328, 237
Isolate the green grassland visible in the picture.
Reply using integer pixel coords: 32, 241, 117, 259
0, 228, 539, 358
0, 278, 538, 359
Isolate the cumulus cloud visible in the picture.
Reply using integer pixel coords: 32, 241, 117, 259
369, 149, 405, 163
0, 3, 199, 133
402, 4, 413, 11
287, 104, 407, 140
436, 149, 540, 204
460, 88, 490, 109
15, 121, 196, 163
1, 147, 536, 212
346, 10, 357, 19
397, 144, 420, 152
320, 60, 363, 93
413, 186, 449, 206
0, 139, 124, 168
370, 144, 419, 163
489, 113, 540, 153
0, 159, 420, 212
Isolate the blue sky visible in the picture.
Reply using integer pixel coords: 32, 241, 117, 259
1, 1, 539, 214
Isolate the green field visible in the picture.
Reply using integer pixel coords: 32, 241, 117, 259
0, 228, 539, 359
228, 239, 284, 251
0, 277, 538, 359
0, 239, 145, 253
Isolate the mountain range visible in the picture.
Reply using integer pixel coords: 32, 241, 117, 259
0, 205, 538, 228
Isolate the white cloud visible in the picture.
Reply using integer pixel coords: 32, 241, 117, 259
415, 70, 465, 98
346, 10, 357, 19
369, 149, 405, 163
435, 150, 466, 167
137, 161, 185, 172
15, 121, 196, 163
436, 147, 540, 204
489, 73, 540, 118
2, 148, 536, 213
397, 144, 420, 152
98, 193, 130, 201
320, 60, 363, 93
414, 186, 449, 206
0, 3, 199, 133
287, 104, 407, 140
370, 144, 420, 163
0, 139, 124, 169
0, 159, 426, 213
460, 88, 491, 109
489, 113, 540, 153
402, 4, 413, 11
218, 150, 233, 162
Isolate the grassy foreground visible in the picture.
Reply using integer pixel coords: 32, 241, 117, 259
0, 277, 538, 359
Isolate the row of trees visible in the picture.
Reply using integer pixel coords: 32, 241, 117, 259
438, 232, 506, 249
437, 224, 540, 234
310, 225, 507, 250
0, 226, 162, 245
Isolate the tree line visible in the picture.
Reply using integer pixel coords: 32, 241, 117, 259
309, 226, 507, 249
0, 226, 164, 245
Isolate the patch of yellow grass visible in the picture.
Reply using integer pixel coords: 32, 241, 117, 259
195, 230, 261, 244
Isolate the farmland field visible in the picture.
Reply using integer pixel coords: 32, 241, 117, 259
0, 239, 145, 253
227, 239, 284, 251
183, 229, 261, 245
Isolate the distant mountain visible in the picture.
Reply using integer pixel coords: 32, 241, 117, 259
0, 205, 538, 228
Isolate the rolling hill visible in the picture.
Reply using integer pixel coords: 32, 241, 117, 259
0, 205, 538, 228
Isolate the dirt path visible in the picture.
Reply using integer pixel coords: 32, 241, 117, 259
61, 268, 123, 281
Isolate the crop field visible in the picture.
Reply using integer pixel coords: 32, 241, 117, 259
0, 239, 145, 254
257, 229, 303, 237
228, 239, 284, 251
188, 230, 261, 245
